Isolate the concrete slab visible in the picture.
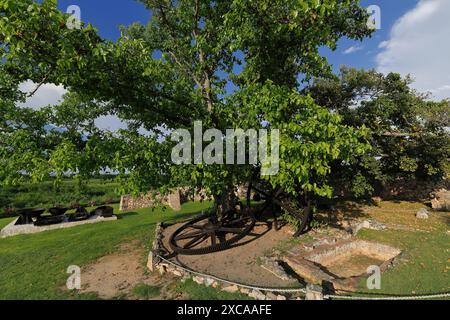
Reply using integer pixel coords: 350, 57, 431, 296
0, 215, 118, 238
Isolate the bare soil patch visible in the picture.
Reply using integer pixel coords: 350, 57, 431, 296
326, 254, 383, 278
79, 241, 179, 299
161, 221, 300, 288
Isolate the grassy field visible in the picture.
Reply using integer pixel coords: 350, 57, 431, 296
0, 201, 244, 300
0, 199, 448, 300
354, 202, 450, 296
0, 179, 121, 214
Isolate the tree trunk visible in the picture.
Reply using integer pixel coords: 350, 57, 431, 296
214, 186, 238, 216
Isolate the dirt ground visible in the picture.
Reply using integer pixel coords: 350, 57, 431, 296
161, 221, 299, 288
78, 221, 299, 300
79, 241, 182, 299
77, 201, 449, 298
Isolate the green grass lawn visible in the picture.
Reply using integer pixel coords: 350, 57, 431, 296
174, 279, 251, 300
0, 201, 213, 300
0, 178, 121, 214
0, 199, 448, 300
356, 223, 449, 296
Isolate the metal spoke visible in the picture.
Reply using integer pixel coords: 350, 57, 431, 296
226, 216, 251, 225
190, 224, 206, 230
252, 185, 271, 198
182, 234, 207, 249
175, 230, 204, 240
169, 211, 256, 255
218, 227, 244, 233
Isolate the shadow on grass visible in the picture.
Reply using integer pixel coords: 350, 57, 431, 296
117, 212, 139, 218
313, 201, 370, 231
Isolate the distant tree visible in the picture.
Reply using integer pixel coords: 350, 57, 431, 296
307, 67, 450, 197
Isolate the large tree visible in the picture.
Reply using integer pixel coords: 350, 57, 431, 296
308, 67, 450, 197
0, 0, 373, 214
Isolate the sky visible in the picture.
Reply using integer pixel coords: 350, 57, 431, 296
21, 0, 450, 130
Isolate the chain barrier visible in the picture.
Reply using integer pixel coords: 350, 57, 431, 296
158, 255, 450, 300
325, 292, 450, 300
157, 255, 307, 294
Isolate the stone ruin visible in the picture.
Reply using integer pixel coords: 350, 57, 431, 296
283, 238, 401, 292
120, 189, 183, 211
119, 185, 250, 212
430, 189, 450, 211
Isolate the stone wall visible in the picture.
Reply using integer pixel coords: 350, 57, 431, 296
381, 179, 449, 201
120, 189, 182, 211
119, 186, 250, 212
431, 189, 450, 211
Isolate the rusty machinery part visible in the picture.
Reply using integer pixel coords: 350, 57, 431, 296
247, 168, 312, 237
169, 211, 256, 255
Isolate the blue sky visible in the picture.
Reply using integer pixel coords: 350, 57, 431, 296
24, 0, 450, 130
54, 0, 418, 72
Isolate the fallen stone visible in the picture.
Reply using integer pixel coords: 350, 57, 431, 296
157, 265, 167, 275
147, 251, 155, 272
305, 284, 323, 300
302, 243, 316, 252
371, 197, 382, 206
204, 278, 215, 287
351, 219, 387, 235
249, 290, 266, 300
416, 208, 429, 219
222, 285, 239, 293
265, 292, 278, 300
240, 288, 251, 295
283, 256, 335, 284
260, 257, 295, 281
193, 276, 205, 285
430, 189, 450, 211
172, 270, 183, 277
277, 295, 287, 300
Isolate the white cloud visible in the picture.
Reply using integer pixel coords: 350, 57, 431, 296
376, 0, 450, 100
94, 115, 154, 136
378, 41, 389, 49
18, 80, 67, 109
17, 82, 156, 135
94, 115, 129, 132
343, 45, 364, 55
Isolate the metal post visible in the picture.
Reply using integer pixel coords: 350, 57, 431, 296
306, 284, 324, 300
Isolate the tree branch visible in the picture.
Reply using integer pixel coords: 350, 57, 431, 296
27, 70, 52, 98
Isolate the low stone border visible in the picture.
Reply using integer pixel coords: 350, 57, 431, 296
147, 222, 163, 272
0, 215, 118, 238
147, 222, 315, 300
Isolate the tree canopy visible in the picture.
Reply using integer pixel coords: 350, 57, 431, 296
1, 0, 379, 207
308, 67, 450, 197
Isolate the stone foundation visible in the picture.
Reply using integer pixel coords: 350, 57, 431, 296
120, 189, 183, 211
148, 222, 305, 300
120, 186, 250, 212
430, 189, 450, 211
283, 239, 401, 292
0, 215, 118, 239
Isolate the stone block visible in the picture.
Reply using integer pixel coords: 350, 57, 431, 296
416, 208, 429, 219
222, 285, 239, 293
249, 290, 266, 300
305, 284, 323, 300
193, 276, 205, 285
